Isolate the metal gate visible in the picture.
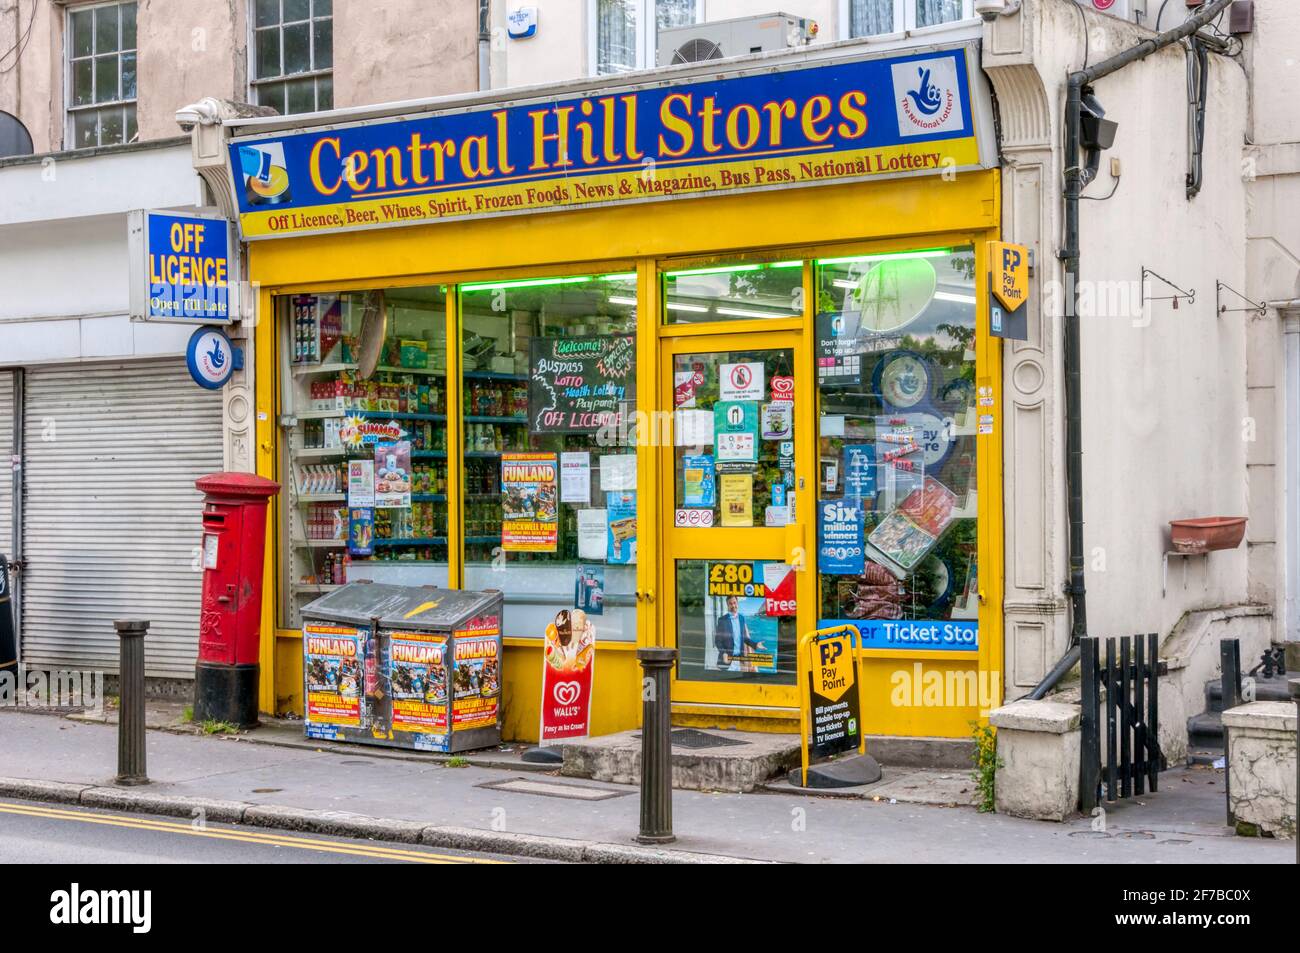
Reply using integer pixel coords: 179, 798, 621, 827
20, 360, 222, 678
1080, 633, 1167, 812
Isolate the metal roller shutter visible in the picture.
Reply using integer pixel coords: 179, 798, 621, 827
0, 370, 13, 561
21, 360, 223, 678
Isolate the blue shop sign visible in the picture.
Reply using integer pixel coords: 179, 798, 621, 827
226, 43, 989, 240
129, 210, 237, 324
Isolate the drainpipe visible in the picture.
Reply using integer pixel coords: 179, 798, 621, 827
478, 1, 492, 91
1027, 0, 1234, 700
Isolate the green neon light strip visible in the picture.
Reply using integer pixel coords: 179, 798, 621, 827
664, 260, 803, 278
815, 248, 952, 266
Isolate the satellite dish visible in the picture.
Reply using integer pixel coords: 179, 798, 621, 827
355, 291, 387, 379
849, 257, 939, 334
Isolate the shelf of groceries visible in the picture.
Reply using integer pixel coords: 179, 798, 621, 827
287, 349, 533, 597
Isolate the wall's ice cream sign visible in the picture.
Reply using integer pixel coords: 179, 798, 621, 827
226, 44, 988, 239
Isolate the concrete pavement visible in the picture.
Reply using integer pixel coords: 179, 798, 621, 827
0, 710, 1292, 863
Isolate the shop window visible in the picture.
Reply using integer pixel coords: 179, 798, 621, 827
814, 247, 980, 653
459, 273, 638, 642
592, 0, 698, 75
278, 286, 449, 629
662, 260, 804, 325
66, 1, 137, 148
250, 0, 333, 115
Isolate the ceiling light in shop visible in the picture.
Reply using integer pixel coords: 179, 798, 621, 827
460, 275, 594, 292
816, 248, 952, 266
716, 306, 791, 319
664, 260, 802, 278
666, 301, 709, 313
607, 296, 638, 306
933, 291, 977, 305
666, 264, 762, 277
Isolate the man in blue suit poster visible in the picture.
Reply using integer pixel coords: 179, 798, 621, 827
713, 595, 767, 673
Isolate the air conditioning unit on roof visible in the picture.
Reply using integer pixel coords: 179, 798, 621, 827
657, 12, 817, 68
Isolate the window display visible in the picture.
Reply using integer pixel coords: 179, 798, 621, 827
814, 247, 980, 652
279, 286, 450, 628
459, 273, 639, 642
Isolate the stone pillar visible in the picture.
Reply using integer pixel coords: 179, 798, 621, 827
982, 8, 1072, 701
989, 699, 1081, 821
1222, 701, 1297, 838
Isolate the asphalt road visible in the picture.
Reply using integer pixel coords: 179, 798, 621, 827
0, 797, 534, 864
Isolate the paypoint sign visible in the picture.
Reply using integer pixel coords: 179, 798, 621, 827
128, 210, 238, 324
987, 240, 1028, 341
799, 626, 864, 783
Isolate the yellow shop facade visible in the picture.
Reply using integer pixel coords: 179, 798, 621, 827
214, 38, 1004, 743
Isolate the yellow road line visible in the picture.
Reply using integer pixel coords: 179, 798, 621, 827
0, 801, 506, 864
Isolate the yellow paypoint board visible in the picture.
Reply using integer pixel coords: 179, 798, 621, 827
797, 624, 866, 787
987, 240, 1029, 340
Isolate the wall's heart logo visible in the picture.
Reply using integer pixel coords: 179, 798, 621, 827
553, 681, 581, 706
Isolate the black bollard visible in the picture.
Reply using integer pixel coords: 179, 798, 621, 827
115, 620, 149, 786
636, 647, 677, 845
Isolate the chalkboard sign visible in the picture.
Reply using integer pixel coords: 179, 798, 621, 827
528, 335, 635, 433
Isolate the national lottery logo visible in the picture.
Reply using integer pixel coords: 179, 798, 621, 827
186, 327, 236, 390
891, 57, 964, 138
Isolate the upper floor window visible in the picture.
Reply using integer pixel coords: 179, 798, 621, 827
593, 0, 698, 75
843, 0, 972, 38
67, 1, 137, 149
251, 0, 333, 115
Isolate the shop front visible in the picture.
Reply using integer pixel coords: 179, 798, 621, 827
219, 38, 1004, 741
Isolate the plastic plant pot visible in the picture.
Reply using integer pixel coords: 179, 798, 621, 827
1168, 516, 1247, 554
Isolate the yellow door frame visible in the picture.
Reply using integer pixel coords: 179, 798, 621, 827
656, 326, 814, 713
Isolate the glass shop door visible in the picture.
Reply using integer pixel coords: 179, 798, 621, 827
659, 330, 813, 711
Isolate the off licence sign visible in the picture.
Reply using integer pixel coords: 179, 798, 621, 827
129, 210, 237, 324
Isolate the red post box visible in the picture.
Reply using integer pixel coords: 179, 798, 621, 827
193, 471, 280, 727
